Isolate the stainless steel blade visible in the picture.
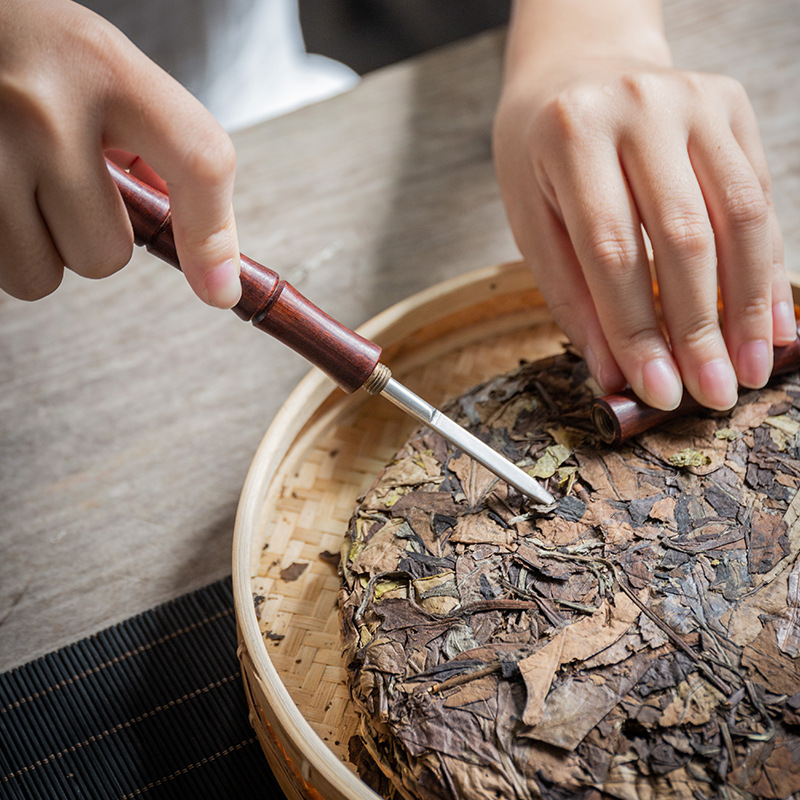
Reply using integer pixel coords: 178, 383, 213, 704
379, 377, 554, 505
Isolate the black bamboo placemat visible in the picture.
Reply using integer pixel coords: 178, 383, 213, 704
0, 577, 286, 799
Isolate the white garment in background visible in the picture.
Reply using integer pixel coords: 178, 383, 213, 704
80, 0, 359, 131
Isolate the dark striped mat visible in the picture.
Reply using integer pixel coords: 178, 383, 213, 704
0, 577, 285, 799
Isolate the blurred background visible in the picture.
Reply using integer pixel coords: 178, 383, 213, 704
298, 0, 512, 74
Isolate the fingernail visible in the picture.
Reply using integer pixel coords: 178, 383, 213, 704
204, 259, 241, 308
773, 301, 798, 344
698, 358, 738, 410
737, 339, 771, 388
641, 358, 683, 410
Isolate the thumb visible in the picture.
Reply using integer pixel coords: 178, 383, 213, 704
167, 142, 242, 309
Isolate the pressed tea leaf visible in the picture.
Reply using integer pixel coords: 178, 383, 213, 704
338, 351, 800, 800
529, 444, 571, 479
669, 448, 712, 468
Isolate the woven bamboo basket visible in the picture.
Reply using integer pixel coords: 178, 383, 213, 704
232, 261, 800, 800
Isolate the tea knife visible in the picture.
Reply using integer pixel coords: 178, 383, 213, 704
107, 160, 554, 505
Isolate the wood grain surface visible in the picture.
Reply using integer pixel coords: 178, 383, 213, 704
1, 0, 799, 672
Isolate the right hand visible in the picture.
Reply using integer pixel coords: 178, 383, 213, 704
492, 0, 795, 412
0, 0, 241, 307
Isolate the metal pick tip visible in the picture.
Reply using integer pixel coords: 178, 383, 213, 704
507, 469, 555, 506
378, 376, 555, 505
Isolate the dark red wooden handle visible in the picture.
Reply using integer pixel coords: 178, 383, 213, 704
592, 329, 800, 444
107, 159, 381, 393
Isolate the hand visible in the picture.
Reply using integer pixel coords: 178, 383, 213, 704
493, 0, 796, 411
0, 0, 241, 307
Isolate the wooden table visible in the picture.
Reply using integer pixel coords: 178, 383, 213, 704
1, 0, 798, 672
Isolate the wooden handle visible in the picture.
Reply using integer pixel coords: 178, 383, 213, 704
592, 330, 800, 444
107, 159, 381, 393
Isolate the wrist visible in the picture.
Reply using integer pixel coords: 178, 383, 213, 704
502, 0, 672, 87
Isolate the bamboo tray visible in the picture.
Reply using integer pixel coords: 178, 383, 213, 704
232, 263, 800, 800
233, 262, 567, 799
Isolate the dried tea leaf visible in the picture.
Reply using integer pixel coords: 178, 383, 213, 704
450, 513, 512, 548
582, 632, 645, 669
742, 620, 800, 695
442, 674, 498, 708
558, 594, 639, 663
448, 451, 498, 506
776, 557, 800, 656
350, 519, 411, 576
726, 574, 790, 647
534, 514, 586, 547
491, 393, 536, 430
641, 419, 728, 475
522, 658, 651, 750
649, 495, 676, 524
669, 448, 711, 469
741, 740, 800, 799
730, 399, 774, 431
658, 677, 725, 726
413, 571, 460, 615
530, 444, 571, 479
361, 455, 441, 508
519, 595, 638, 726
279, 562, 307, 582
372, 578, 407, 601
319, 549, 340, 567
518, 632, 567, 727
765, 413, 800, 435
638, 611, 670, 649
748, 509, 790, 575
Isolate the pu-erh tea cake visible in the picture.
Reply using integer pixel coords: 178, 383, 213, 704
339, 350, 800, 800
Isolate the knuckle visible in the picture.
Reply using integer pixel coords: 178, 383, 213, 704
181, 216, 236, 255
0, 11, 126, 141
0, 73, 58, 146
75, 16, 118, 58
612, 71, 669, 118
542, 87, 600, 145
677, 70, 708, 98
585, 228, 635, 278
617, 71, 652, 104
616, 322, 665, 352
171, 196, 237, 261
662, 210, 714, 261
721, 181, 769, 232
63, 10, 130, 89
736, 296, 772, 326
673, 314, 721, 352
73, 9, 132, 62
715, 73, 748, 104
182, 129, 237, 190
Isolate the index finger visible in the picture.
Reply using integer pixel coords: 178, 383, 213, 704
103, 45, 241, 308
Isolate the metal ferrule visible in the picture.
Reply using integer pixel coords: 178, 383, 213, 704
361, 363, 392, 395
